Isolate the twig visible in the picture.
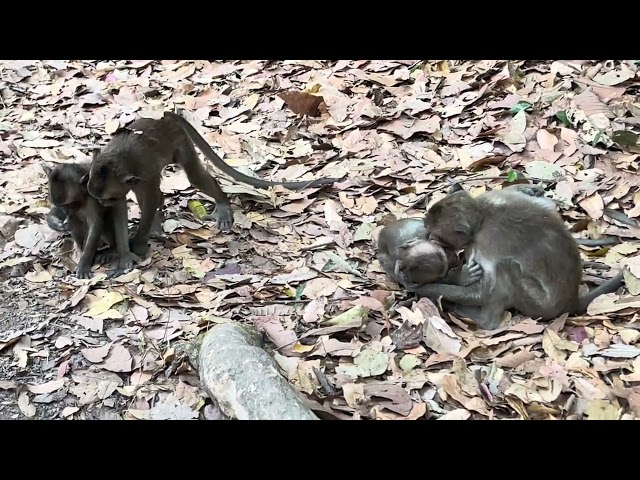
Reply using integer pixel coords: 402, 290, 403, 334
429, 174, 557, 194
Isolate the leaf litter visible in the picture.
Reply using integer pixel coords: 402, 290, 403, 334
0, 60, 639, 420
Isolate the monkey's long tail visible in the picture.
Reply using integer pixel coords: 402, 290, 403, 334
575, 272, 625, 314
164, 111, 345, 190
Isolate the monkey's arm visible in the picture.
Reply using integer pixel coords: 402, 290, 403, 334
76, 206, 104, 279
109, 200, 134, 277
407, 283, 485, 305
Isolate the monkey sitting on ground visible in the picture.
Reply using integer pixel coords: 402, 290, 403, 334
85, 111, 344, 258
404, 185, 624, 330
43, 163, 134, 279
377, 217, 481, 289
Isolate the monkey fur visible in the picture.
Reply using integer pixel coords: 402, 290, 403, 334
405, 185, 624, 330
43, 163, 134, 279
86, 111, 344, 257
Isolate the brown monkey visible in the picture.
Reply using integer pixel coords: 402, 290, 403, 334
43, 163, 134, 279
405, 186, 624, 330
85, 111, 344, 257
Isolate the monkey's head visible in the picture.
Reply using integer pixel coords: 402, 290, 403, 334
395, 238, 450, 286
424, 190, 477, 250
43, 163, 88, 207
86, 149, 140, 207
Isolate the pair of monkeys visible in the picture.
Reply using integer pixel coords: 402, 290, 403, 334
44, 111, 343, 278
378, 183, 625, 330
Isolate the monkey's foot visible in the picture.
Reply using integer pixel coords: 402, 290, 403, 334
107, 255, 134, 278
76, 263, 93, 279
94, 247, 117, 264
205, 204, 233, 232
458, 260, 483, 286
515, 184, 545, 197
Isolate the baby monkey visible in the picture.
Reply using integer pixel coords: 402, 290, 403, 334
43, 163, 134, 279
377, 218, 481, 289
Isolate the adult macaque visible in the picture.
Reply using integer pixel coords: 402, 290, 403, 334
377, 218, 481, 289
85, 111, 344, 257
405, 186, 624, 330
43, 163, 134, 279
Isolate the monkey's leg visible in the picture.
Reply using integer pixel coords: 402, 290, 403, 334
150, 188, 165, 236
130, 181, 162, 257
108, 200, 135, 278
176, 143, 233, 232
76, 211, 104, 279
94, 210, 120, 265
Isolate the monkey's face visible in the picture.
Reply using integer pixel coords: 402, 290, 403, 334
396, 239, 449, 286
87, 160, 139, 207
47, 167, 83, 206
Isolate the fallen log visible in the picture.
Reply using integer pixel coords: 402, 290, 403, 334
195, 322, 319, 420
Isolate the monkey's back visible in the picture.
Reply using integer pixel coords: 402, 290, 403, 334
476, 190, 582, 317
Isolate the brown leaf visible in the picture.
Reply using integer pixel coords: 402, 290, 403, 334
278, 91, 324, 117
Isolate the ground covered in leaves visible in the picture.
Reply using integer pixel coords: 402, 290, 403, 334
1, 60, 640, 420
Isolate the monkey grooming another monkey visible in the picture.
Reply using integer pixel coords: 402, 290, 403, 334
404, 187, 624, 330
86, 111, 344, 257
44, 163, 134, 279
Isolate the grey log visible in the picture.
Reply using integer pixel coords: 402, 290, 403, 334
197, 322, 319, 420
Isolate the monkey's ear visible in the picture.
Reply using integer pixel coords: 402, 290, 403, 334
80, 174, 89, 185
123, 174, 141, 185
42, 163, 53, 176
92, 148, 100, 160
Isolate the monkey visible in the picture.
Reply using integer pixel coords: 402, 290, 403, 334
85, 111, 345, 257
43, 163, 134, 279
404, 186, 624, 330
377, 182, 544, 289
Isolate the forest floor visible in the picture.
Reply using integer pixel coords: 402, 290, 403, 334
1, 60, 639, 420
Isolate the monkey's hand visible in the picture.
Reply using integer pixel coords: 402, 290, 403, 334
205, 203, 233, 232
107, 254, 134, 279
457, 260, 483, 286
76, 261, 93, 279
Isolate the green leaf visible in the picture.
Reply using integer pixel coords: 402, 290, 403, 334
510, 101, 532, 115
555, 111, 571, 127
612, 130, 639, 147
506, 170, 520, 182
